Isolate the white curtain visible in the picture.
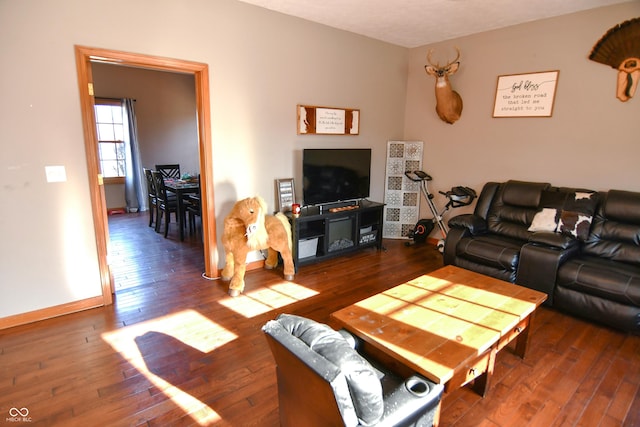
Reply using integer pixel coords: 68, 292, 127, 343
122, 99, 146, 212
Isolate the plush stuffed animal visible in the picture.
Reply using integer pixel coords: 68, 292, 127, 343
221, 196, 295, 297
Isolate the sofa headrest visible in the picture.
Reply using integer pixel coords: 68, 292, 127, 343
502, 181, 550, 208
604, 190, 640, 225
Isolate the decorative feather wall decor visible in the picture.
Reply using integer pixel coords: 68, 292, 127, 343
589, 17, 640, 102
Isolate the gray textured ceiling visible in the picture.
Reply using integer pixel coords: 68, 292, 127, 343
237, 0, 631, 47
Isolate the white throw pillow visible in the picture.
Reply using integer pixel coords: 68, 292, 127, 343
528, 208, 558, 232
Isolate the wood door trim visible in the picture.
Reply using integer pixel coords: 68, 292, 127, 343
74, 45, 218, 304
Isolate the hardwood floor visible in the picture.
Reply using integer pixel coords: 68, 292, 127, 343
1, 212, 638, 426
107, 211, 206, 291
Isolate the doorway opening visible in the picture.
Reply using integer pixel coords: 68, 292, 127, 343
75, 45, 218, 304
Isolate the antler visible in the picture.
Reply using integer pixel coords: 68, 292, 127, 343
450, 47, 460, 65
426, 49, 439, 68
427, 47, 461, 68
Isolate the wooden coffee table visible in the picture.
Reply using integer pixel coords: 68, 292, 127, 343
331, 265, 547, 396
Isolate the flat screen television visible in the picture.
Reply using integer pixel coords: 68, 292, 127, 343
302, 148, 371, 206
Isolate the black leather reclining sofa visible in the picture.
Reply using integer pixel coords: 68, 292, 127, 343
443, 180, 640, 333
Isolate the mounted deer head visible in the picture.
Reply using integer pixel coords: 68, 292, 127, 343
425, 48, 463, 124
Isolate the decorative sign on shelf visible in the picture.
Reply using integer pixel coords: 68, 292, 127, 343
275, 178, 295, 212
493, 70, 559, 117
297, 105, 360, 135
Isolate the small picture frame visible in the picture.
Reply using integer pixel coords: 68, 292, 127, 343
275, 178, 296, 212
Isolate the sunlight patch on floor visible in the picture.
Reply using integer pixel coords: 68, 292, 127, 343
101, 309, 237, 425
219, 281, 319, 317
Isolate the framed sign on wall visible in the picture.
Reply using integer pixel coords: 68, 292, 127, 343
297, 105, 360, 135
493, 70, 559, 118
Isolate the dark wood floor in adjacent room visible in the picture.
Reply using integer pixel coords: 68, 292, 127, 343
0, 212, 638, 426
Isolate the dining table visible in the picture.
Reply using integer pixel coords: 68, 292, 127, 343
164, 179, 200, 241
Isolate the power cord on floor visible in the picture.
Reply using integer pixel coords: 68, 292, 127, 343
201, 250, 266, 281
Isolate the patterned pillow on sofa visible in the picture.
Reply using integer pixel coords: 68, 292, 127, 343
529, 208, 559, 232
528, 190, 598, 240
556, 191, 598, 240
528, 190, 567, 232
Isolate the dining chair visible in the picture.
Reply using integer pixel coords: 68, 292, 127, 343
152, 170, 179, 237
155, 164, 181, 180
143, 168, 157, 228
186, 175, 202, 234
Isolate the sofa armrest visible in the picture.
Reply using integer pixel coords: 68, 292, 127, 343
529, 232, 580, 250
379, 375, 443, 427
443, 227, 467, 265
448, 214, 487, 235
517, 241, 580, 306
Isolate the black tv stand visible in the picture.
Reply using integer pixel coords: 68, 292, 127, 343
287, 200, 384, 270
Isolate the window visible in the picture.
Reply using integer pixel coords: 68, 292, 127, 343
95, 99, 126, 183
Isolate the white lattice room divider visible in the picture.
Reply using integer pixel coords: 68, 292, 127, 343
383, 141, 423, 239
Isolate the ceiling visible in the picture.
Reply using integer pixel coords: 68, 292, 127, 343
236, 0, 630, 48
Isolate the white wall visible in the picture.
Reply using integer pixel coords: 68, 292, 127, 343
0, 0, 408, 319
404, 2, 640, 219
